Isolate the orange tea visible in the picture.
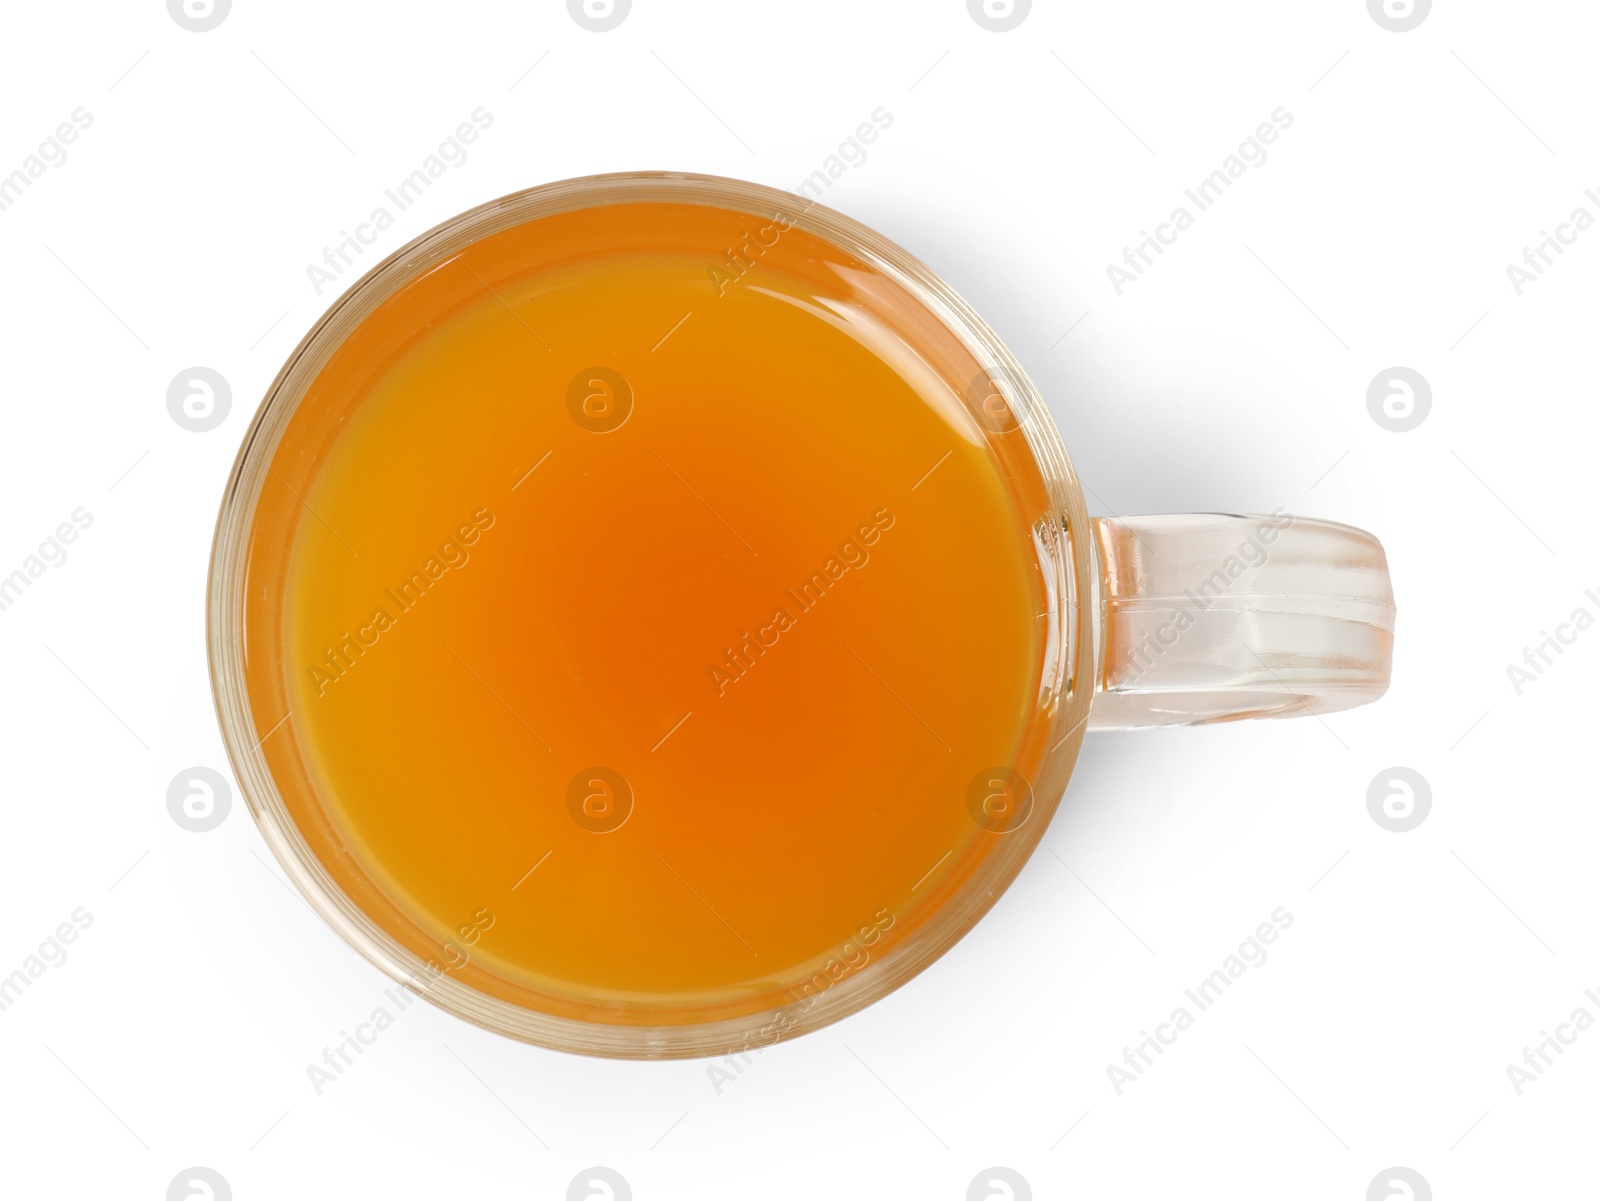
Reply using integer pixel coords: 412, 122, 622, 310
241, 196, 1057, 1025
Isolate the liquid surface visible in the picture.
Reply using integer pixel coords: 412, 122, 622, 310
250, 200, 1049, 1019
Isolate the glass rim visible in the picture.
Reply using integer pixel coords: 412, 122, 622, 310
206, 170, 1096, 1059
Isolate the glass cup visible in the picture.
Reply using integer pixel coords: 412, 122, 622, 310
208, 172, 1394, 1058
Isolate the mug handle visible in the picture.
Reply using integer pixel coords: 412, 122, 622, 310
1086, 512, 1395, 729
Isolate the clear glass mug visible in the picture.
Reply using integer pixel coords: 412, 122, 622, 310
208, 173, 1395, 1058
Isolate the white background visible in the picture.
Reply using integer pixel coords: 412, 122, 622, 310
1, 1, 1594, 1198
